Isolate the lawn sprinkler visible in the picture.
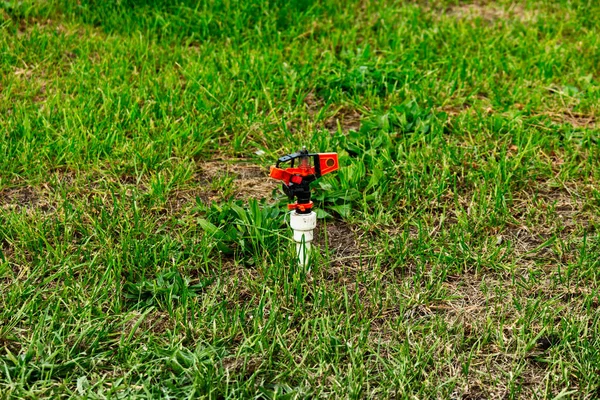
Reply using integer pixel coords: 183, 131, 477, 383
270, 147, 339, 267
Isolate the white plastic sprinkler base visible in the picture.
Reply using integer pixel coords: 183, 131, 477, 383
289, 211, 317, 267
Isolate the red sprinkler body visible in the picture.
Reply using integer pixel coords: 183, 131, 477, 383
269, 147, 339, 213
270, 147, 339, 266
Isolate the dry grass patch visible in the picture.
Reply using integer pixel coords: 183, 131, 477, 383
448, 352, 551, 399
444, 2, 538, 23
437, 274, 570, 399
163, 160, 277, 213
0, 185, 56, 214
198, 160, 276, 201
506, 183, 598, 262
541, 111, 597, 129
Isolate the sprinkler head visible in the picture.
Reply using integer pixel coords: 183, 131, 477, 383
269, 148, 338, 213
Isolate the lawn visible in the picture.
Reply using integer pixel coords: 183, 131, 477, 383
1, 0, 600, 398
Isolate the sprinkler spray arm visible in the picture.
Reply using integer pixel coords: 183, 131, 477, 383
269, 147, 339, 214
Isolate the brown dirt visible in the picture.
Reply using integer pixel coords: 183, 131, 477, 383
0, 161, 277, 222
324, 105, 362, 133
0, 337, 21, 353
302, 92, 363, 133
313, 220, 361, 264
303, 92, 324, 117
0, 186, 45, 212
312, 220, 382, 305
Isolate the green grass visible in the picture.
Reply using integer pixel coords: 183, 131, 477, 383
1, 0, 600, 398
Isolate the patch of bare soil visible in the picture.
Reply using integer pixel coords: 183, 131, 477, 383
1, 236, 12, 259
504, 225, 556, 261
303, 92, 324, 117
439, 275, 491, 327
0, 170, 86, 215
0, 337, 21, 353
312, 219, 380, 298
0, 186, 50, 212
442, 101, 597, 130
314, 220, 361, 265
324, 105, 362, 133
302, 93, 363, 133
161, 186, 205, 215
